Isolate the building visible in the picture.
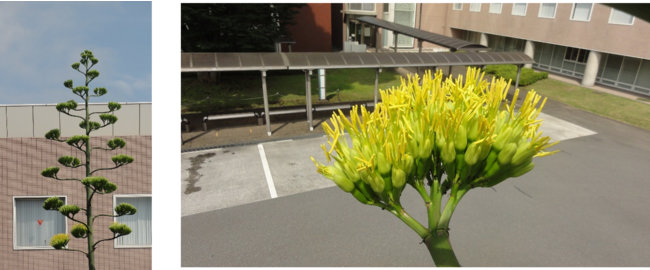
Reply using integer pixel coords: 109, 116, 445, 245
0, 102, 152, 270
339, 3, 650, 96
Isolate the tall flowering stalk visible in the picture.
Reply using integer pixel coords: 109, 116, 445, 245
312, 68, 558, 266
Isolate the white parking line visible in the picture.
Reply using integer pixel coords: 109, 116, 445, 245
258, 144, 278, 198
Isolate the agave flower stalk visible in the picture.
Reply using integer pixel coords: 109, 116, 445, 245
312, 68, 559, 267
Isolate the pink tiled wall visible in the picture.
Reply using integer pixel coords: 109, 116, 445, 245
0, 135, 152, 270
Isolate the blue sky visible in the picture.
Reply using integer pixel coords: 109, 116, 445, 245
0, 1, 152, 104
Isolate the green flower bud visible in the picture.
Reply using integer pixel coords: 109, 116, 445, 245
497, 143, 517, 166
454, 125, 467, 151
391, 168, 406, 189
63, 79, 74, 89
467, 116, 479, 142
464, 141, 480, 166
435, 135, 446, 151
333, 174, 356, 193
418, 138, 433, 159
111, 154, 134, 166
441, 141, 456, 164
108, 101, 122, 111
342, 162, 361, 184
58, 156, 81, 167
107, 138, 126, 149
368, 171, 385, 194
511, 142, 535, 166
93, 87, 107, 96
493, 126, 513, 152
511, 162, 535, 177
377, 152, 391, 176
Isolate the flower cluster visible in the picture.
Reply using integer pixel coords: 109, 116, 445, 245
312, 68, 558, 205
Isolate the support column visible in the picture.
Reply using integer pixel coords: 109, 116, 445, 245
262, 71, 272, 136
418, 39, 423, 53
581, 51, 602, 87
375, 26, 379, 52
523, 40, 534, 68
515, 64, 522, 90
305, 70, 313, 131
374, 68, 381, 106
394, 33, 398, 52
360, 23, 365, 45
479, 33, 488, 47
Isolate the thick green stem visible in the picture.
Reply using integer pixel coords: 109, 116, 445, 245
84, 64, 96, 270
389, 204, 429, 239
430, 180, 442, 229
425, 232, 461, 267
437, 188, 468, 230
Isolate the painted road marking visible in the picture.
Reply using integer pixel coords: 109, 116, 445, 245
258, 144, 278, 198
538, 112, 597, 142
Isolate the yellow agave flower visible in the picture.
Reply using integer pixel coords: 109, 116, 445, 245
311, 67, 558, 205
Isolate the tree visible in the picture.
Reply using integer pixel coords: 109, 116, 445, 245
41, 50, 136, 270
312, 68, 559, 266
181, 3, 303, 84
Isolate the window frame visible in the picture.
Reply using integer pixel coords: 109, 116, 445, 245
608, 8, 635, 25
113, 194, 152, 249
489, 3, 502, 14
511, 3, 528, 16
348, 3, 376, 13
469, 3, 481, 12
569, 3, 594, 22
538, 3, 557, 19
13, 195, 68, 250
453, 3, 463, 11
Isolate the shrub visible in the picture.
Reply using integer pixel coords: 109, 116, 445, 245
483, 65, 548, 86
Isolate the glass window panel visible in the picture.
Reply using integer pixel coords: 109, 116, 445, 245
619, 57, 641, 85
577, 49, 589, 63
115, 196, 152, 247
489, 3, 502, 14
572, 3, 592, 21
533, 42, 542, 62
563, 61, 576, 72
512, 3, 527, 16
453, 3, 463, 10
551, 45, 566, 68
394, 4, 416, 47
597, 54, 607, 78
539, 3, 557, 18
574, 63, 586, 74
470, 3, 481, 12
635, 60, 650, 89
610, 8, 634, 25
540, 43, 553, 65
15, 197, 66, 248
603, 54, 623, 81
362, 3, 375, 11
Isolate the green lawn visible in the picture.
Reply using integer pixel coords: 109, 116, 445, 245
181, 68, 404, 114
519, 78, 650, 131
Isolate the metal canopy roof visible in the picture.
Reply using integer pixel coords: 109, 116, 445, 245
181, 52, 533, 72
356, 16, 488, 52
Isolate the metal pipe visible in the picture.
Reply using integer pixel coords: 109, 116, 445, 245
375, 26, 379, 52
394, 33, 398, 52
374, 68, 380, 106
262, 71, 272, 136
418, 39, 422, 53
305, 70, 313, 131
515, 64, 522, 90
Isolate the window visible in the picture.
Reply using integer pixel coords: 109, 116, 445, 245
564, 47, 589, 63
13, 196, 67, 250
570, 3, 593, 21
394, 3, 416, 47
349, 3, 375, 12
489, 3, 502, 14
453, 3, 463, 10
469, 3, 481, 12
114, 195, 152, 248
512, 3, 527, 16
538, 3, 557, 18
609, 8, 634, 25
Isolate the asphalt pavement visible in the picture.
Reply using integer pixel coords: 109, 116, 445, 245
180, 91, 650, 266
